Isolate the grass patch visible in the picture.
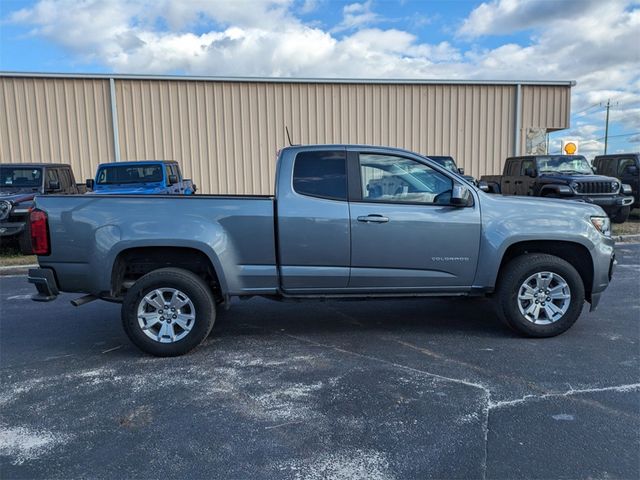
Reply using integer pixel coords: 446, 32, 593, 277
0, 245, 37, 267
612, 209, 640, 236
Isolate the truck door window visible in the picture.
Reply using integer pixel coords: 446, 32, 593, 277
618, 158, 636, 176
359, 154, 452, 204
293, 151, 347, 200
46, 169, 59, 189
59, 169, 71, 191
520, 160, 535, 175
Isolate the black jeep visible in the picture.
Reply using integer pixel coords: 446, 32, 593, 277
481, 154, 634, 223
593, 153, 639, 211
0, 163, 84, 249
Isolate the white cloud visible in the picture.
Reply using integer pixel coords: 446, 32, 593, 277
334, 1, 379, 32
4, 0, 640, 151
459, 0, 605, 37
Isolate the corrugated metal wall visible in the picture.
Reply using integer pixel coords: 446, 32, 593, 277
521, 85, 570, 130
1, 75, 572, 194
0, 77, 114, 182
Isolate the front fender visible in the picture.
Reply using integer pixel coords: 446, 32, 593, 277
473, 193, 609, 290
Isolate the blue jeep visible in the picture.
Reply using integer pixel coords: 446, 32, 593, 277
87, 160, 196, 195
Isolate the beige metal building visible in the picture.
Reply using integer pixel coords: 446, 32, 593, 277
0, 73, 573, 194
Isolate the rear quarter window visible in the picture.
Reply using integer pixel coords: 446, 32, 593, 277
293, 151, 347, 201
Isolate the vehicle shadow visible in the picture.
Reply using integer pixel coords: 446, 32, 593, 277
210, 296, 516, 340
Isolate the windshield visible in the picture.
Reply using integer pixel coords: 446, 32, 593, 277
537, 155, 593, 174
97, 165, 163, 185
428, 156, 458, 173
0, 167, 43, 189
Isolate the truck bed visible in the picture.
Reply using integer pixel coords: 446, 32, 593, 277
35, 194, 278, 297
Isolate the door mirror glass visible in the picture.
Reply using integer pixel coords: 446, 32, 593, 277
477, 180, 490, 192
86, 179, 95, 190
168, 174, 178, 185
624, 165, 638, 175
457, 167, 465, 175
524, 167, 536, 178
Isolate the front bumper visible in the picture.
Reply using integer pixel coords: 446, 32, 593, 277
590, 253, 616, 312
0, 221, 26, 238
579, 195, 634, 208
28, 268, 59, 302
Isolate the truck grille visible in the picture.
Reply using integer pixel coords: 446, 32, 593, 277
576, 181, 617, 195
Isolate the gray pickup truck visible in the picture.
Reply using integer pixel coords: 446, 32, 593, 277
28, 145, 616, 356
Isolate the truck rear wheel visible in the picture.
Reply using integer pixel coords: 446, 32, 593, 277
121, 267, 216, 356
495, 254, 585, 337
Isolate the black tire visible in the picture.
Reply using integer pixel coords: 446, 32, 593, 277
121, 267, 216, 356
495, 254, 585, 337
612, 206, 630, 224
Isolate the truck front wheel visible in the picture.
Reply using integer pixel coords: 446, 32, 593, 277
121, 268, 216, 356
611, 206, 630, 224
495, 254, 585, 337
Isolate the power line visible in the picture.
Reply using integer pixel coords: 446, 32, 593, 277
573, 103, 602, 115
595, 131, 640, 141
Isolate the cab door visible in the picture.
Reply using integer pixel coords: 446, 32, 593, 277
618, 156, 639, 195
347, 149, 481, 290
276, 148, 351, 292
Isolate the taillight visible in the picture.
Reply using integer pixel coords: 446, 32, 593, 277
30, 209, 50, 255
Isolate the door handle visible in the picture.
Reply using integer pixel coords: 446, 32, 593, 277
357, 214, 389, 223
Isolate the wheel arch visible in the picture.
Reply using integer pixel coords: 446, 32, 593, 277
496, 240, 594, 299
110, 245, 228, 303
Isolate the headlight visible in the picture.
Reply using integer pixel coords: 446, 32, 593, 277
0, 200, 11, 221
591, 216, 611, 236
611, 181, 619, 192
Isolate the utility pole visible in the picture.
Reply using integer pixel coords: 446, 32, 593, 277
604, 99, 611, 154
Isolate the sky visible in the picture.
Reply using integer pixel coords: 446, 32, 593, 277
1, 0, 639, 159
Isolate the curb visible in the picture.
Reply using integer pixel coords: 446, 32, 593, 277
0, 264, 37, 276
613, 234, 640, 243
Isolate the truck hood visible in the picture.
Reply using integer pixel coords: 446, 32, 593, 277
538, 173, 617, 183
0, 191, 37, 204
91, 184, 166, 195
483, 191, 605, 216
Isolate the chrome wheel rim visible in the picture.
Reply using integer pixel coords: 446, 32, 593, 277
137, 288, 196, 343
517, 271, 571, 325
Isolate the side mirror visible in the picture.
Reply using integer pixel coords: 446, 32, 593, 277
86, 179, 95, 190
524, 167, 536, 178
477, 180, 490, 192
168, 174, 178, 185
451, 184, 471, 207
47, 180, 60, 192
625, 165, 638, 175
457, 167, 465, 175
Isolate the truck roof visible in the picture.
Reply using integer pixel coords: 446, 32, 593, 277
97, 160, 179, 167
282, 144, 435, 156
0, 163, 73, 168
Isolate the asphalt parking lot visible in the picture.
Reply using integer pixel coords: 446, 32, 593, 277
1, 244, 639, 479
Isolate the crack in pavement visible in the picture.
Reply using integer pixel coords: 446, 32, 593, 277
488, 383, 640, 410
260, 327, 640, 480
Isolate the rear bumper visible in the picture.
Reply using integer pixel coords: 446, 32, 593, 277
28, 268, 59, 301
